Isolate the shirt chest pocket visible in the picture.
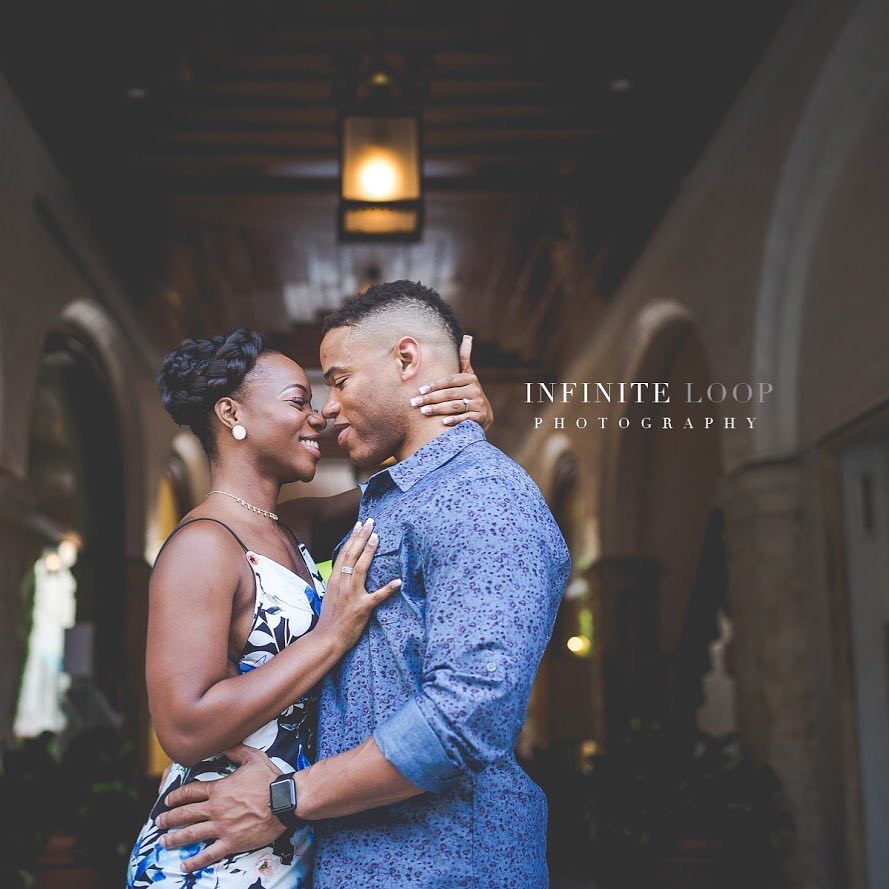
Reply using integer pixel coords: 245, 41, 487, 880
370, 529, 425, 621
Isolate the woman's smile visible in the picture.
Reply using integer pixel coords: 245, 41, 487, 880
298, 434, 321, 459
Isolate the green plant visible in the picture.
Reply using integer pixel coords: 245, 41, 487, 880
1, 727, 146, 886
585, 720, 795, 888
0, 731, 62, 887
58, 726, 146, 880
672, 730, 795, 879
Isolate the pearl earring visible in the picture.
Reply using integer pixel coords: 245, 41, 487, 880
232, 424, 247, 441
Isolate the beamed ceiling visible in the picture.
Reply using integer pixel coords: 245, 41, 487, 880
1, 0, 792, 376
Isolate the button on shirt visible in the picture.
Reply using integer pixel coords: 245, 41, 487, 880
314, 421, 571, 888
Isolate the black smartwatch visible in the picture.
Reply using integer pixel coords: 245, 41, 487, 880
269, 774, 302, 831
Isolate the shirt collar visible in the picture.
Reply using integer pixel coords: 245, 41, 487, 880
370, 420, 486, 493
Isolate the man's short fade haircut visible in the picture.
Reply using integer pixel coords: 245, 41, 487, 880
321, 280, 464, 355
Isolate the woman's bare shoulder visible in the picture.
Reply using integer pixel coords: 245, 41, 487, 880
151, 513, 249, 589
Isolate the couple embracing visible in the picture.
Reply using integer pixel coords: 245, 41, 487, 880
127, 281, 570, 889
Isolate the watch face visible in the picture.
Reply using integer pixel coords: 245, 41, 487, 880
270, 778, 296, 811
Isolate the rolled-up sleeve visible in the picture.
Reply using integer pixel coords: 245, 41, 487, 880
373, 475, 569, 792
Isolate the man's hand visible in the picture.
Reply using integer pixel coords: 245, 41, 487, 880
155, 744, 285, 873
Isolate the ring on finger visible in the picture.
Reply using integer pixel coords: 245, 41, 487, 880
461, 397, 470, 412
340, 565, 354, 574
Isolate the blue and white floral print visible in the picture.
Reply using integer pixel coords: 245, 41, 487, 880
127, 527, 325, 888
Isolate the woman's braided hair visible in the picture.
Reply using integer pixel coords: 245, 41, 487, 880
157, 328, 270, 458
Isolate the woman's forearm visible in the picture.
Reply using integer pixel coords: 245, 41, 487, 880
157, 628, 344, 765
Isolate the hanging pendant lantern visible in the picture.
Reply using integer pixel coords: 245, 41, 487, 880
338, 68, 423, 241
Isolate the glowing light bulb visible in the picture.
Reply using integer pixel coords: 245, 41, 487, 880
567, 634, 592, 656
357, 154, 400, 201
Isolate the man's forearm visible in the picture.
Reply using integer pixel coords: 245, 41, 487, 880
292, 737, 425, 820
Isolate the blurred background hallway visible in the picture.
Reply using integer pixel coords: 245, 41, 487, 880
1, 2, 888, 886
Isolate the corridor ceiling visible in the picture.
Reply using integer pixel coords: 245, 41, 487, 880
1, 0, 791, 375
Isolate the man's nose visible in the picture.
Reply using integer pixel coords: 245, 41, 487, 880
321, 391, 340, 420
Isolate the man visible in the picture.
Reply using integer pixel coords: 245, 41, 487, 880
157, 281, 571, 887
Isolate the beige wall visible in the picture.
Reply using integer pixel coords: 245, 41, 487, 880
518, 3, 889, 888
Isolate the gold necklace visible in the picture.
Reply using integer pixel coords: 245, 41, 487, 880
206, 490, 279, 521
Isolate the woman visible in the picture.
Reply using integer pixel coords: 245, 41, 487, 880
127, 328, 492, 887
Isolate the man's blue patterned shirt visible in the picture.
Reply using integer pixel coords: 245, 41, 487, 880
314, 420, 570, 888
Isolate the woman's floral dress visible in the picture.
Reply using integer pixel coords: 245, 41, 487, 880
127, 519, 326, 888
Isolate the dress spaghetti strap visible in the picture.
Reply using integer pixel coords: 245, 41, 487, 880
277, 520, 302, 549
154, 517, 250, 562
277, 521, 325, 606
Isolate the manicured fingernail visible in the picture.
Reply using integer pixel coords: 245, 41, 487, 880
410, 396, 423, 406
442, 417, 455, 425
363, 517, 374, 527
354, 521, 362, 531
465, 335, 473, 342
418, 384, 431, 395
420, 405, 432, 415
369, 532, 379, 545
393, 579, 403, 586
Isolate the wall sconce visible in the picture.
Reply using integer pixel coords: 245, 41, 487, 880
338, 68, 423, 241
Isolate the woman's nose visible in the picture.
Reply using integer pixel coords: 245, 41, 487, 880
308, 410, 327, 430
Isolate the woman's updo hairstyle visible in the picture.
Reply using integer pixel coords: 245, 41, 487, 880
157, 328, 271, 458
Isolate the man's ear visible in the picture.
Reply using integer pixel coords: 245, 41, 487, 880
394, 336, 421, 382
214, 397, 239, 430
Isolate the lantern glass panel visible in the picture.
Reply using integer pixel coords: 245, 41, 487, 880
342, 115, 420, 203
342, 206, 419, 235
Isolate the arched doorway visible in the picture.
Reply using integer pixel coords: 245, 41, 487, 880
15, 332, 126, 740
594, 308, 726, 745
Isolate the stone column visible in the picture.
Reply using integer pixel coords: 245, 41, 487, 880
719, 458, 825, 888
587, 555, 662, 744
